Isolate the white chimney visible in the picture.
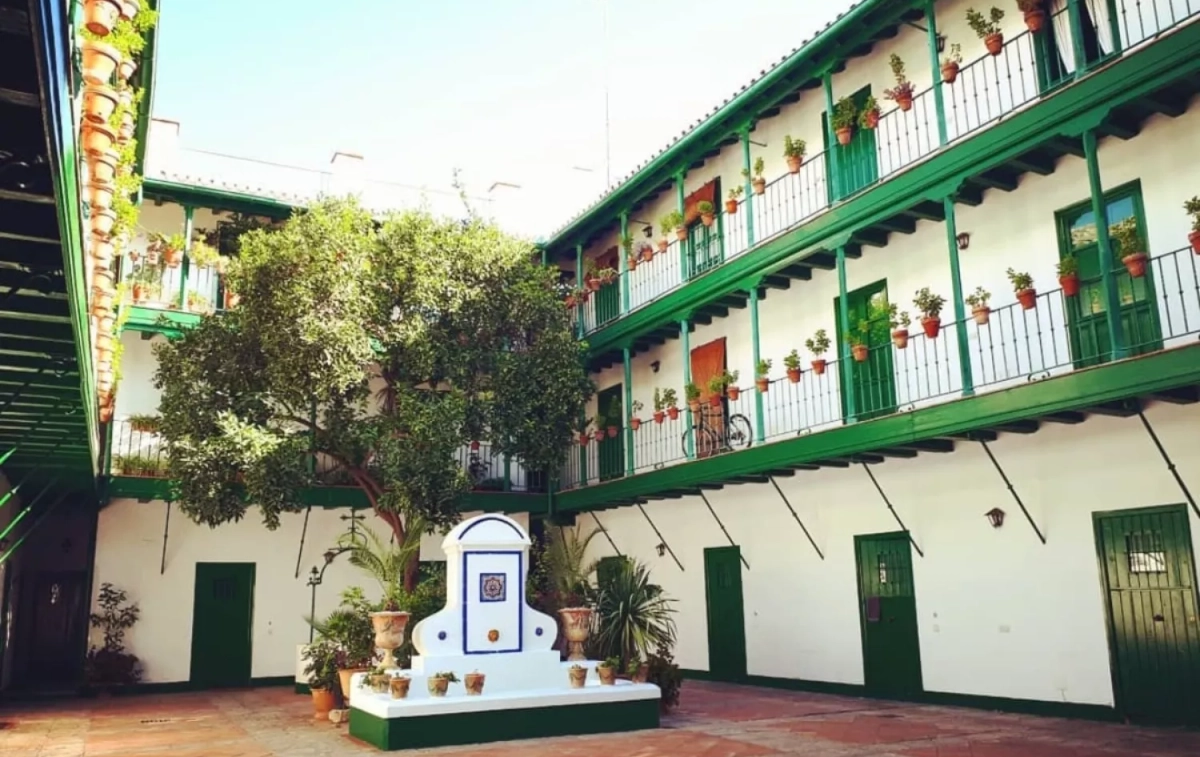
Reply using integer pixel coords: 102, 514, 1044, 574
145, 118, 181, 177
327, 150, 365, 201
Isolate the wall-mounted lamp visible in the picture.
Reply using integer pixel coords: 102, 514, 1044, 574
936, 34, 947, 53
956, 232, 971, 250
643, 226, 653, 238
650, 360, 661, 373
655, 542, 667, 557
985, 508, 1006, 528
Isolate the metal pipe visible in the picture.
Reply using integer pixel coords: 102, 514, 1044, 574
978, 440, 1046, 544
635, 503, 683, 571
768, 475, 824, 559
698, 491, 749, 569
861, 463, 923, 557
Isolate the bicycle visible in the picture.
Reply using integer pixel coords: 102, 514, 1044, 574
680, 401, 753, 459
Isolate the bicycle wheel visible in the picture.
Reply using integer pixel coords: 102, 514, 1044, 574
726, 413, 754, 450
681, 424, 719, 459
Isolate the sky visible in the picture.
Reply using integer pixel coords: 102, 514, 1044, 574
151, 0, 857, 238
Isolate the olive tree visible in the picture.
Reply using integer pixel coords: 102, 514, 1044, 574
154, 199, 592, 590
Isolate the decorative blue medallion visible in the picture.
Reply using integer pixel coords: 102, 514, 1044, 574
479, 572, 507, 603
437, 630, 447, 641
535, 627, 543, 636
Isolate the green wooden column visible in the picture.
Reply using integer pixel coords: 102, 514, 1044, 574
681, 316, 694, 460
740, 126, 756, 246
578, 409, 588, 486
676, 172, 688, 281
179, 205, 194, 309
924, 0, 948, 146
574, 242, 584, 338
749, 283, 765, 443
619, 211, 630, 314
822, 71, 841, 201
622, 347, 635, 476
836, 245, 858, 423
943, 197, 974, 396
1083, 129, 1127, 360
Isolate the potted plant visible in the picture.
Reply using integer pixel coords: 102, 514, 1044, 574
832, 97, 858, 145
128, 414, 158, 433
914, 287, 946, 338
636, 239, 655, 264
1007, 268, 1037, 309
706, 373, 731, 407
84, 0, 123, 35
743, 156, 766, 195
652, 389, 666, 424
604, 397, 621, 437
597, 656, 619, 686
684, 382, 701, 413
366, 664, 390, 694
152, 233, 186, 268
627, 656, 650, 684
942, 43, 963, 84
887, 303, 912, 349
697, 201, 716, 228
592, 412, 606, 443
306, 593, 377, 698
755, 359, 771, 392
389, 673, 411, 700
662, 210, 686, 242
87, 179, 114, 210
848, 322, 871, 362
464, 670, 486, 695
83, 85, 119, 125
662, 388, 680, 420
806, 329, 831, 374
568, 663, 588, 689
1017, 0, 1047, 32
428, 671, 458, 697
884, 54, 915, 112
82, 121, 118, 158
186, 291, 212, 315
783, 135, 806, 173
189, 238, 220, 269
859, 95, 881, 130
965, 286, 992, 324
725, 186, 743, 215
1057, 253, 1080, 296
578, 424, 589, 446
722, 370, 741, 401
120, 0, 141, 22
967, 7, 1006, 56
1185, 196, 1200, 253
83, 582, 142, 695
784, 349, 802, 382
80, 39, 121, 86
89, 148, 119, 185
1111, 218, 1148, 277
629, 400, 645, 431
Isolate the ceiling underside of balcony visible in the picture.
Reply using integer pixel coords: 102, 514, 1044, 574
0, 1, 92, 489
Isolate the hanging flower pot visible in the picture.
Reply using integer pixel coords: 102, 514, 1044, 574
707, 394, 721, 408
972, 305, 992, 325
667, 406, 679, 420
674, 225, 687, 242
785, 155, 803, 174
640, 245, 654, 263
1023, 9, 1047, 32
118, 57, 137, 83
81, 40, 121, 85
162, 244, 184, 268
895, 92, 914, 112
851, 344, 869, 362
94, 265, 115, 291
88, 148, 119, 184
91, 207, 117, 236
687, 399, 701, 414
657, 238, 669, 253
97, 371, 113, 396
92, 286, 115, 314
653, 410, 665, 425
1189, 230, 1200, 254
724, 198, 738, 215
985, 33, 1004, 56
82, 122, 118, 156
593, 429, 605, 443
752, 177, 766, 196
578, 433, 588, 447
811, 359, 827, 375
224, 290, 241, 309
82, 85, 119, 125
98, 312, 115, 335
755, 377, 769, 393
630, 417, 641, 431
836, 126, 854, 146
91, 233, 115, 265
1059, 272, 1080, 297
118, 110, 135, 143
96, 332, 114, 359
626, 255, 637, 272
942, 61, 960, 84
891, 329, 909, 349
921, 316, 942, 339
119, 0, 141, 22
84, 0, 123, 35
1016, 288, 1038, 310
786, 367, 801, 383
584, 275, 600, 292
132, 282, 147, 303
606, 425, 617, 438
862, 108, 881, 130
1122, 252, 1148, 278
727, 386, 740, 401
700, 212, 714, 228
87, 180, 114, 210
99, 399, 115, 424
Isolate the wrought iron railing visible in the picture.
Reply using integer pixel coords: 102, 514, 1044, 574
120, 254, 223, 314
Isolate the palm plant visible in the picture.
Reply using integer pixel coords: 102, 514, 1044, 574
338, 520, 423, 610
594, 559, 677, 669
544, 526, 600, 606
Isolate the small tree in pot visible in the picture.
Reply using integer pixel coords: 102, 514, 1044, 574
1111, 218, 1148, 278
1017, 0, 1047, 32
662, 210, 686, 242
832, 97, 858, 145
847, 321, 871, 362
1185, 196, 1200, 253
783, 135, 806, 173
885, 302, 911, 349
301, 640, 341, 718
967, 7, 1006, 56
1007, 268, 1037, 309
707, 372, 734, 406
965, 286, 992, 325
722, 370, 741, 401
784, 349, 802, 382
1057, 253, 1080, 296
755, 359, 772, 392
685, 382, 702, 413
883, 54, 915, 112
743, 156, 766, 195
806, 329, 831, 374
914, 287, 946, 338
629, 400, 645, 431
859, 95, 881, 130
652, 389, 667, 424
697, 201, 716, 228
942, 43, 963, 84
725, 186, 743, 215
662, 388, 680, 420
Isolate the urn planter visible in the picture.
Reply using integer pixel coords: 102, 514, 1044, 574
368, 611, 411, 669
465, 672, 486, 695
597, 664, 616, 686
568, 665, 587, 689
389, 676, 411, 699
557, 607, 593, 662
427, 676, 450, 697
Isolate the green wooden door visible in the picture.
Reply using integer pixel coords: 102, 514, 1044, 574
1058, 187, 1162, 367
595, 279, 621, 326
704, 546, 747, 681
688, 216, 724, 278
596, 384, 624, 482
855, 533, 923, 697
835, 280, 896, 421
823, 86, 879, 202
189, 563, 255, 688
1094, 506, 1200, 726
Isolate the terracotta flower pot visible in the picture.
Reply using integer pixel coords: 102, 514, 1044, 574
836, 126, 854, 145
1016, 288, 1038, 310
1189, 230, 1200, 254
1122, 252, 1148, 278
427, 677, 450, 697
985, 33, 1004, 56
84, 0, 123, 35
626, 256, 637, 272
94, 266, 115, 290
606, 426, 618, 438
891, 329, 909, 349
162, 246, 183, 268
224, 290, 240, 309
389, 677, 410, 699
755, 377, 769, 393
708, 395, 721, 408
786, 155, 803, 174
465, 672, 486, 695
120, 0, 140, 21
630, 417, 641, 431
118, 111, 135, 142
811, 359, 827, 375
724, 199, 738, 215
727, 386, 740, 401
851, 344, 869, 362
578, 433, 588, 447
657, 238, 669, 252
752, 177, 766, 196
92, 289, 114, 315
942, 62, 960, 84
131, 282, 146, 303
862, 109, 880, 130
786, 368, 801, 383
687, 400, 701, 414
82, 122, 118, 156
81, 40, 121, 86
641, 246, 654, 263
972, 306, 991, 325
338, 669, 368, 699
667, 406, 680, 420
89, 148, 119, 183
558, 607, 594, 661
568, 666, 587, 689
91, 233, 115, 265
593, 429, 604, 442
895, 92, 913, 112
369, 611, 411, 669
921, 316, 942, 339
310, 687, 336, 719
1059, 273, 1080, 297
91, 207, 116, 236
675, 226, 687, 242
118, 58, 137, 82
700, 213, 714, 228
653, 411, 665, 425
87, 180, 114, 210
82, 85, 119, 125
597, 665, 616, 686
98, 313, 115, 336
1024, 9, 1047, 32
631, 663, 649, 684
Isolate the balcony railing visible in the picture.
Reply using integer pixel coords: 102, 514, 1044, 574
122, 256, 225, 315
562, 244, 1200, 489
576, 0, 1199, 336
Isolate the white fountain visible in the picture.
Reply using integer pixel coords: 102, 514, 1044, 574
347, 513, 660, 751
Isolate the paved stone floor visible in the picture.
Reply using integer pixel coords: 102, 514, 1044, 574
2, 680, 1199, 756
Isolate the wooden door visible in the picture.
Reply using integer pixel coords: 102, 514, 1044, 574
189, 563, 255, 688
595, 249, 621, 326
855, 533, 923, 697
704, 546, 747, 681
835, 281, 896, 420
823, 86, 879, 202
596, 384, 624, 481
689, 338, 726, 459
27, 572, 86, 684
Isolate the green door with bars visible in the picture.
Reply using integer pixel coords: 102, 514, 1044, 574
834, 280, 896, 421
1093, 506, 1200, 726
823, 86, 879, 202
190, 563, 255, 688
1057, 185, 1162, 368
855, 533, 923, 698
595, 279, 621, 326
688, 216, 724, 279
704, 546, 747, 681
596, 384, 624, 482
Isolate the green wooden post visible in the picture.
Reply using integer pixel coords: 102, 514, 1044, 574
676, 172, 688, 281
622, 347, 635, 476
578, 409, 588, 486
836, 245, 858, 423
1066, 0, 1089, 78
575, 242, 584, 338
180, 205, 194, 310
503, 454, 512, 491
1083, 129, 1127, 360
822, 71, 841, 200
681, 317, 694, 460
749, 284, 765, 443
740, 126, 756, 246
619, 211, 630, 314
540, 246, 548, 267
924, 0, 948, 147
944, 197, 974, 396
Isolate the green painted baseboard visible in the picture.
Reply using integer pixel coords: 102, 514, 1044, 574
680, 669, 1120, 722
80, 675, 296, 698
349, 698, 660, 750
294, 682, 310, 695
